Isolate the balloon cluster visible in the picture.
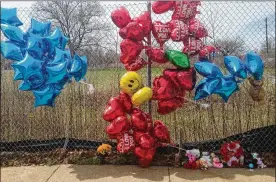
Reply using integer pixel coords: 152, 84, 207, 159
194, 51, 264, 102
0, 8, 88, 107
111, 7, 152, 71
103, 72, 171, 167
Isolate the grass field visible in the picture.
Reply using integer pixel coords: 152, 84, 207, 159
1, 67, 275, 144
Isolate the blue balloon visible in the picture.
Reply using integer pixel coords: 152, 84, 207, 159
194, 61, 223, 78
224, 56, 247, 79
1, 41, 24, 61
48, 48, 72, 67
18, 73, 45, 91
28, 18, 51, 37
13, 67, 23, 80
0, 8, 23, 26
70, 55, 88, 82
194, 78, 220, 100
45, 28, 69, 56
18, 80, 32, 91
33, 85, 61, 107
26, 33, 47, 59
46, 61, 69, 84
244, 51, 264, 80
214, 75, 239, 102
0, 24, 26, 45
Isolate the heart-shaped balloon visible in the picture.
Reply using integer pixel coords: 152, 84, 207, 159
199, 45, 217, 58
163, 69, 180, 87
143, 112, 153, 132
119, 27, 127, 39
145, 48, 168, 63
152, 76, 176, 100
111, 6, 132, 28
176, 67, 197, 91
157, 98, 184, 115
103, 97, 126, 122
172, 1, 199, 21
152, 1, 175, 14
133, 11, 152, 37
152, 21, 171, 48
138, 133, 156, 149
124, 57, 147, 71
138, 158, 153, 168
189, 19, 208, 38
119, 91, 133, 113
169, 20, 189, 42
125, 22, 144, 41
134, 146, 156, 160
183, 37, 204, 55
131, 108, 149, 132
117, 132, 135, 154
152, 120, 170, 143
133, 131, 146, 143
106, 116, 130, 136
120, 39, 143, 64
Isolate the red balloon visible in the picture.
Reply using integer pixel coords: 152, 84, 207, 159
189, 18, 208, 38
103, 97, 125, 122
120, 39, 143, 64
119, 27, 127, 39
183, 37, 204, 55
117, 132, 135, 154
172, 1, 200, 21
152, 120, 170, 143
106, 116, 130, 136
143, 112, 153, 132
176, 67, 197, 91
133, 131, 146, 143
119, 92, 133, 113
133, 11, 152, 37
163, 69, 180, 87
131, 108, 149, 132
152, 1, 175, 14
169, 20, 189, 42
157, 98, 184, 115
152, 21, 171, 47
153, 76, 177, 100
138, 158, 152, 168
145, 48, 168, 63
125, 22, 144, 41
134, 146, 156, 160
111, 6, 132, 28
138, 133, 156, 149
199, 45, 217, 58
124, 57, 147, 71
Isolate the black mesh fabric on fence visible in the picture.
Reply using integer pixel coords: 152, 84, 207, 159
0, 1, 275, 166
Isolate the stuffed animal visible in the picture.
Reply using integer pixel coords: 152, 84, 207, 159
201, 152, 212, 167
248, 77, 265, 105
211, 153, 223, 168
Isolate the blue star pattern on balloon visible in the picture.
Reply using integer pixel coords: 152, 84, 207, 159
0, 8, 88, 107
194, 52, 263, 102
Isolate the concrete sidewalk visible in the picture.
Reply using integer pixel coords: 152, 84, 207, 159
1, 165, 275, 182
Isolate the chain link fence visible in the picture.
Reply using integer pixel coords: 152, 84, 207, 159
1, 1, 275, 166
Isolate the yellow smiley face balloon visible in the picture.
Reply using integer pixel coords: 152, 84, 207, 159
131, 87, 153, 107
120, 71, 143, 95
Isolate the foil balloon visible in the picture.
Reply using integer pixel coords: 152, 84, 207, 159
176, 67, 197, 91
169, 20, 189, 42
152, 76, 176, 100
133, 11, 152, 37
46, 60, 69, 84
45, 27, 69, 56
131, 87, 153, 107
199, 45, 217, 58
224, 56, 247, 79
135, 147, 156, 167
194, 78, 220, 100
106, 116, 130, 136
0, 24, 25, 46
119, 92, 133, 113
133, 131, 145, 143
120, 71, 143, 95
152, 21, 171, 48
165, 50, 190, 69
1, 41, 24, 61
120, 39, 143, 64
1, 8, 23, 26
188, 18, 208, 38
124, 57, 147, 71
152, 120, 170, 143
70, 55, 88, 82
145, 48, 168, 63
152, 1, 175, 14
111, 6, 131, 28
119, 27, 127, 39
194, 61, 223, 78
131, 108, 149, 132
28, 18, 51, 36
138, 133, 156, 149
33, 85, 61, 107
172, 1, 200, 21
183, 37, 204, 56
163, 69, 179, 87
157, 98, 184, 115
124, 22, 144, 41
244, 51, 264, 80
103, 97, 126, 122
26, 33, 47, 59
117, 132, 135, 154
214, 75, 239, 102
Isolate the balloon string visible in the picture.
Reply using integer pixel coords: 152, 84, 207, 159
79, 81, 95, 94
183, 97, 210, 108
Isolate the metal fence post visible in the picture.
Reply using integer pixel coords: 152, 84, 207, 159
147, 0, 152, 116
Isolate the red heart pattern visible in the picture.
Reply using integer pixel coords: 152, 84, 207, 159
152, 21, 171, 47
117, 132, 135, 154
169, 20, 189, 42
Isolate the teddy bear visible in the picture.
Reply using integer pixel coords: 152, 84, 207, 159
200, 152, 213, 167
248, 77, 265, 105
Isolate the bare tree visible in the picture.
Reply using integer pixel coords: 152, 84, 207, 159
32, 1, 111, 55
215, 36, 245, 56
